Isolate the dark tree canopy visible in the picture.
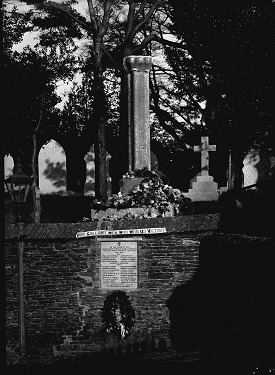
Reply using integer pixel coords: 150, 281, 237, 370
168, 0, 275, 154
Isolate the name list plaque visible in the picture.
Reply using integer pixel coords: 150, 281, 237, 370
100, 241, 138, 290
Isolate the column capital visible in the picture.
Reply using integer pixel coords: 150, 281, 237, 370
124, 55, 153, 73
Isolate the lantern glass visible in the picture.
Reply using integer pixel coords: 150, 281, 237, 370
5, 182, 31, 203
4, 158, 33, 206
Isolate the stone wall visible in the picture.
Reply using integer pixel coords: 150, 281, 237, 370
5, 215, 219, 358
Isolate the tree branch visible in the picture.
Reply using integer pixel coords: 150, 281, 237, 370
87, 0, 99, 33
131, 32, 186, 55
103, 46, 124, 73
150, 103, 184, 145
98, 0, 114, 39
133, 0, 147, 22
125, 0, 136, 39
150, 72, 187, 145
42, 1, 92, 33
34, 94, 44, 135
126, 1, 167, 46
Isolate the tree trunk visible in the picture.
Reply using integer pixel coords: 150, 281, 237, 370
119, 69, 130, 171
31, 97, 44, 223
93, 52, 107, 200
31, 131, 41, 223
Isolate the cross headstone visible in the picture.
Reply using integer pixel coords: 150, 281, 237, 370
194, 136, 216, 177
184, 136, 219, 201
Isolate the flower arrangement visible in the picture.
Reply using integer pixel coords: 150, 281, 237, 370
91, 167, 193, 216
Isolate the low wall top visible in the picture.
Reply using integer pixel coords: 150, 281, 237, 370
5, 214, 220, 240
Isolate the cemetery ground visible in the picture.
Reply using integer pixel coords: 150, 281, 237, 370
4, 194, 218, 222
5, 340, 275, 375
4, 185, 274, 237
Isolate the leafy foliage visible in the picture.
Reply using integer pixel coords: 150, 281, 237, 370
3, 47, 60, 157
2, 3, 80, 159
2, 4, 33, 53
168, 0, 275, 153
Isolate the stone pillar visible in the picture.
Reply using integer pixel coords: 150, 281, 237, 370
124, 56, 153, 171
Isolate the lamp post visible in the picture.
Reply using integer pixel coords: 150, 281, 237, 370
5, 158, 33, 356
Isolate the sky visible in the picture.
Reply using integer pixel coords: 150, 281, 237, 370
9, 0, 88, 50
7, 0, 89, 106
6, 1, 179, 110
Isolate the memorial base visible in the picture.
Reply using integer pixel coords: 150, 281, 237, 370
119, 177, 144, 196
91, 204, 174, 220
184, 175, 219, 202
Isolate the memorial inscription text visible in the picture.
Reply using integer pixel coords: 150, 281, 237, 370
100, 241, 138, 290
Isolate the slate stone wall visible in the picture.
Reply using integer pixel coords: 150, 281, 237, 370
5, 215, 219, 358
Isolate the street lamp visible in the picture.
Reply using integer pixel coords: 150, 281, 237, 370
5, 157, 33, 221
5, 157, 33, 356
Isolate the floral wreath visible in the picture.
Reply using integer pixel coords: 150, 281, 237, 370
91, 167, 193, 216
101, 291, 135, 339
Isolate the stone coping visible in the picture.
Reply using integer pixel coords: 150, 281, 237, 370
5, 214, 220, 240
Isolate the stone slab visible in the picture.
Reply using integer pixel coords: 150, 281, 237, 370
100, 240, 138, 290
184, 192, 219, 201
91, 204, 174, 220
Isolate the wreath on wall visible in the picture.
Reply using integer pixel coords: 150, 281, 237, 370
101, 291, 135, 339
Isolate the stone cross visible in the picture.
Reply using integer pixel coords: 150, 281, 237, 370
124, 56, 153, 171
194, 136, 216, 177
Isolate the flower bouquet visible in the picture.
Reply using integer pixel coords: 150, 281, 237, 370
90, 167, 193, 220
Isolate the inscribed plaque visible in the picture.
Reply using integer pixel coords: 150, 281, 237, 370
100, 241, 137, 290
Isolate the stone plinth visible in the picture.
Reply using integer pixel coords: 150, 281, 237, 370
119, 177, 144, 196
184, 175, 219, 201
91, 203, 174, 220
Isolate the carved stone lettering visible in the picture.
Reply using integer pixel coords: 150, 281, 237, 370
100, 241, 138, 290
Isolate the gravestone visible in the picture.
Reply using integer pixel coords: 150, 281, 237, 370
84, 145, 112, 196
150, 151, 169, 184
150, 151, 158, 171
38, 139, 67, 195
242, 149, 271, 188
184, 136, 219, 201
4, 154, 14, 193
